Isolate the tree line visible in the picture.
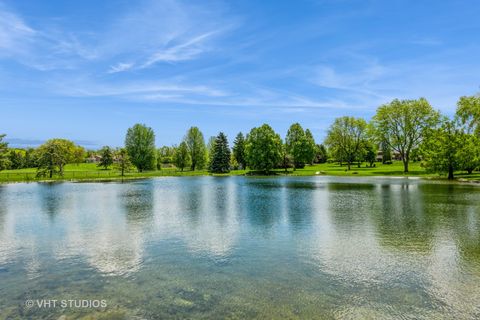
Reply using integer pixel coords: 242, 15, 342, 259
0, 95, 479, 179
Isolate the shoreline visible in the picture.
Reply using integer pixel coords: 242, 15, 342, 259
1, 170, 479, 185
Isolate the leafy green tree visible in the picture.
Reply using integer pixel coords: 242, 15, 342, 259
457, 134, 480, 174
325, 116, 369, 170
232, 132, 247, 169
380, 141, 392, 164
456, 95, 480, 135
279, 143, 293, 173
364, 143, 377, 167
304, 129, 316, 165
114, 148, 132, 177
0, 134, 11, 170
157, 146, 175, 168
285, 124, 316, 169
24, 147, 36, 168
209, 132, 231, 173
98, 146, 114, 169
245, 124, 282, 174
174, 142, 191, 172
206, 136, 216, 168
35, 139, 76, 178
8, 150, 25, 169
73, 146, 86, 165
314, 144, 328, 163
125, 124, 156, 172
421, 120, 462, 179
372, 98, 439, 173
184, 127, 207, 171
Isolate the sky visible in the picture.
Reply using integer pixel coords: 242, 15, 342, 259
1, 0, 479, 148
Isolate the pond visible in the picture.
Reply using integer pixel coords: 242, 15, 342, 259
0, 177, 479, 319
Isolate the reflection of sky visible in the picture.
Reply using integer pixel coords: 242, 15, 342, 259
0, 177, 479, 317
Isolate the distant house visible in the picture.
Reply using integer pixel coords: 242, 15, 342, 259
85, 154, 102, 163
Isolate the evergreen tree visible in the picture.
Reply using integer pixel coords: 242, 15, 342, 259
232, 132, 247, 169
98, 146, 114, 169
209, 132, 231, 173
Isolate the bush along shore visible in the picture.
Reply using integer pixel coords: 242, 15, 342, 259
2, 95, 480, 183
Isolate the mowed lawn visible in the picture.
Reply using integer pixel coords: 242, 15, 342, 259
1, 161, 480, 182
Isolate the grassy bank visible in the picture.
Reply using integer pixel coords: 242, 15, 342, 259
1, 161, 479, 183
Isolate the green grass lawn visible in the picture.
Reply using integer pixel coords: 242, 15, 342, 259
1, 161, 479, 183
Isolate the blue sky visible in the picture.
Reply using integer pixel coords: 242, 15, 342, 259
1, 0, 479, 148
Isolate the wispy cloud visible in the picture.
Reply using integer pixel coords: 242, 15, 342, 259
108, 62, 134, 74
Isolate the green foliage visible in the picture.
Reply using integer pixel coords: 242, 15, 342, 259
373, 98, 440, 172
325, 116, 369, 170
206, 136, 216, 168
232, 132, 247, 169
456, 95, 480, 135
35, 139, 77, 178
285, 123, 316, 169
184, 127, 207, 171
0, 134, 11, 170
157, 146, 175, 167
421, 120, 463, 179
125, 123, 156, 172
8, 150, 25, 169
245, 124, 282, 173
73, 145, 86, 165
364, 143, 377, 167
209, 132, 231, 173
114, 148, 132, 176
381, 140, 392, 164
456, 134, 480, 174
314, 144, 328, 163
304, 129, 316, 165
174, 142, 191, 171
98, 146, 114, 169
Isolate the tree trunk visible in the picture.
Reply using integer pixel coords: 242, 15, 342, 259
347, 162, 351, 171
468, 168, 473, 174
448, 165, 454, 180
49, 170, 53, 178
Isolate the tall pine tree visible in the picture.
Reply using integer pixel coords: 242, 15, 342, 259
209, 132, 231, 173
232, 132, 246, 169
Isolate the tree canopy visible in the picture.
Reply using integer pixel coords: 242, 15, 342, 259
245, 124, 282, 173
174, 142, 191, 171
184, 127, 207, 171
232, 132, 247, 169
209, 132, 231, 173
125, 124, 156, 172
285, 123, 316, 169
35, 139, 77, 178
372, 98, 439, 173
325, 116, 369, 170
98, 146, 114, 169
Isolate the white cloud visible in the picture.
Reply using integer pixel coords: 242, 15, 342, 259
108, 62, 134, 73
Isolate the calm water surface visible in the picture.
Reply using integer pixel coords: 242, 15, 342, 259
0, 176, 479, 319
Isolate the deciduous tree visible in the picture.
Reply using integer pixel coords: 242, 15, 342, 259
184, 127, 207, 171
174, 142, 191, 172
372, 98, 439, 173
245, 124, 282, 174
325, 117, 369, 170
125, 124, 156, 172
